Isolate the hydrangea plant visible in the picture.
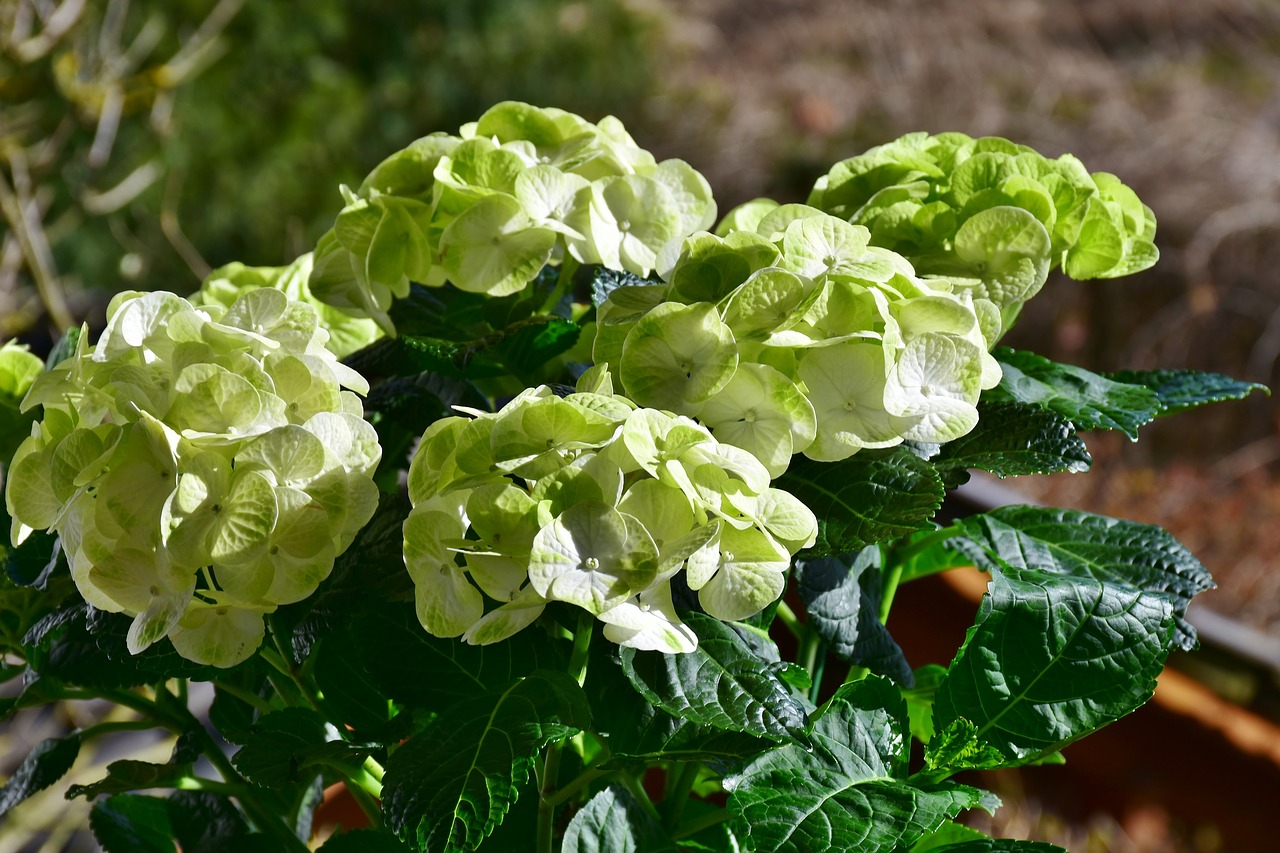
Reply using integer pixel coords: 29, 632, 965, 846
0, 103, 1267, 853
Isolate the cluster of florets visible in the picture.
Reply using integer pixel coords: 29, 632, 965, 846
192, 253, 382, 359
593, 206, 1002, 476
4, 290, 380, 667
402, 366, 817, 654
308, 101, 716, 334
803, 131, 1158, 333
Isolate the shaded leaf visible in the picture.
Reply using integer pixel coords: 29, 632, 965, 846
68, 760, 194, 800
620, 612, 809, 743
988, 349, 1161, 439
795, 549, 913, 685
382, 670, 590, 852
562, 784, 674, 853
167, 791, 252, 853
954, 506, 1213, 651
317, 828, 413, 852
90, 794, 175, 853
590, 267, 659, 308
0, 732, 81, 816
776, 448, 944, 557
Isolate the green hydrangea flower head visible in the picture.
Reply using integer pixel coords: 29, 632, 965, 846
309, 101, 716, 335
192, 253, 383, 359
4, 290, 381, 667
402, 366, 816, 654
596, 207, 1001, 475
803, 131, 1158, 334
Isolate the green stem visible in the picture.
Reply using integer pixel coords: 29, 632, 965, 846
808, 646, 828, 704
76, 719, 161, 741
620, 770, 661, 823
345, 781, 383, 829
842, 663, 871, 685
661, 761, 700, 828
211, 679, 275, 715
890, 523, 964, 565
800, 631, 822, 681
536, 744, 563, 853
773, 601, 804, 641
879, 559, 904, 626
543, 256, 580, 314
543, 766, 612, 808
537, 612, 596, 853
672, 806, 733, 840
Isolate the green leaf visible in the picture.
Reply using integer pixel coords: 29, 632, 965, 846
953, 505, 1214, 651
591, 266, 658, 308
726, 676, 994, 853
4, 529, 62, 587
320, 603, 564, 720
90, 794, 176, 853
231, 708, 371, 788
562, 785, 673, 853
794, 549, 913, 684
587, 640, 777, 762
988, 349, 1161, 439
907, 821, 990, 850
918, 840, 1067, 853
931, 402, 1090, 481
620, 612, 809, 743
775, 448, 945, 557
167, 791, 253, 852
68, 760, 195, 800
493, 317, 581, 383
930, 566, 1175, 768
382, 669, 591, 852
1104, 368, 1269, 416
317, 828, 413, 852
0, 732, 81, 816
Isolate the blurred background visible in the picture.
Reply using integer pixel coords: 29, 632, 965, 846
1, 0, 1278, 850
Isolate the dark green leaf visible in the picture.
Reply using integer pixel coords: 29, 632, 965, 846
317, 828, 413, 852
207, 667, 270, 746
590, 267, 659, 308
1106, 368, 1268, 416
90, 794, 176, 853
167, 791, 252, 853
562, 784, 673, 853
43, 326, 81, 370
931, 402, 1090, 481
0, 732, 81, 816
326, 603, 564, 716
920, 840, 1067, 853
931, 567, 1174, 768
493, 317, 581, 382
230, 708, 327, 788
727, 677, 994, 853
988, 348, 1161, 438
382, 669, 590, 852
795, 549, 913, 685
231, 708, 374, 789
620, 612, 809, 743
68, 760, 194, 800
281, 492, 414, 662
588, 642, 778, 762
4, 530, 62, 587
953, 506, 1213, 651
776, 448, 945, 557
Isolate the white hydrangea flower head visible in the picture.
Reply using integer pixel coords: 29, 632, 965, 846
4, 290, 381, 668
402, 366, 816, 654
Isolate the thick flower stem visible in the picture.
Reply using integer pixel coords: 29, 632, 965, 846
537, 612, 596, 853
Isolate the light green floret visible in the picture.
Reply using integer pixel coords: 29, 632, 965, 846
597, 207, 1000, 473
401, 366, 816, 655
797, 131, 1158, 334
4, 289, 380, 668
308, 101, 716, 335
193, 253, 382, 359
